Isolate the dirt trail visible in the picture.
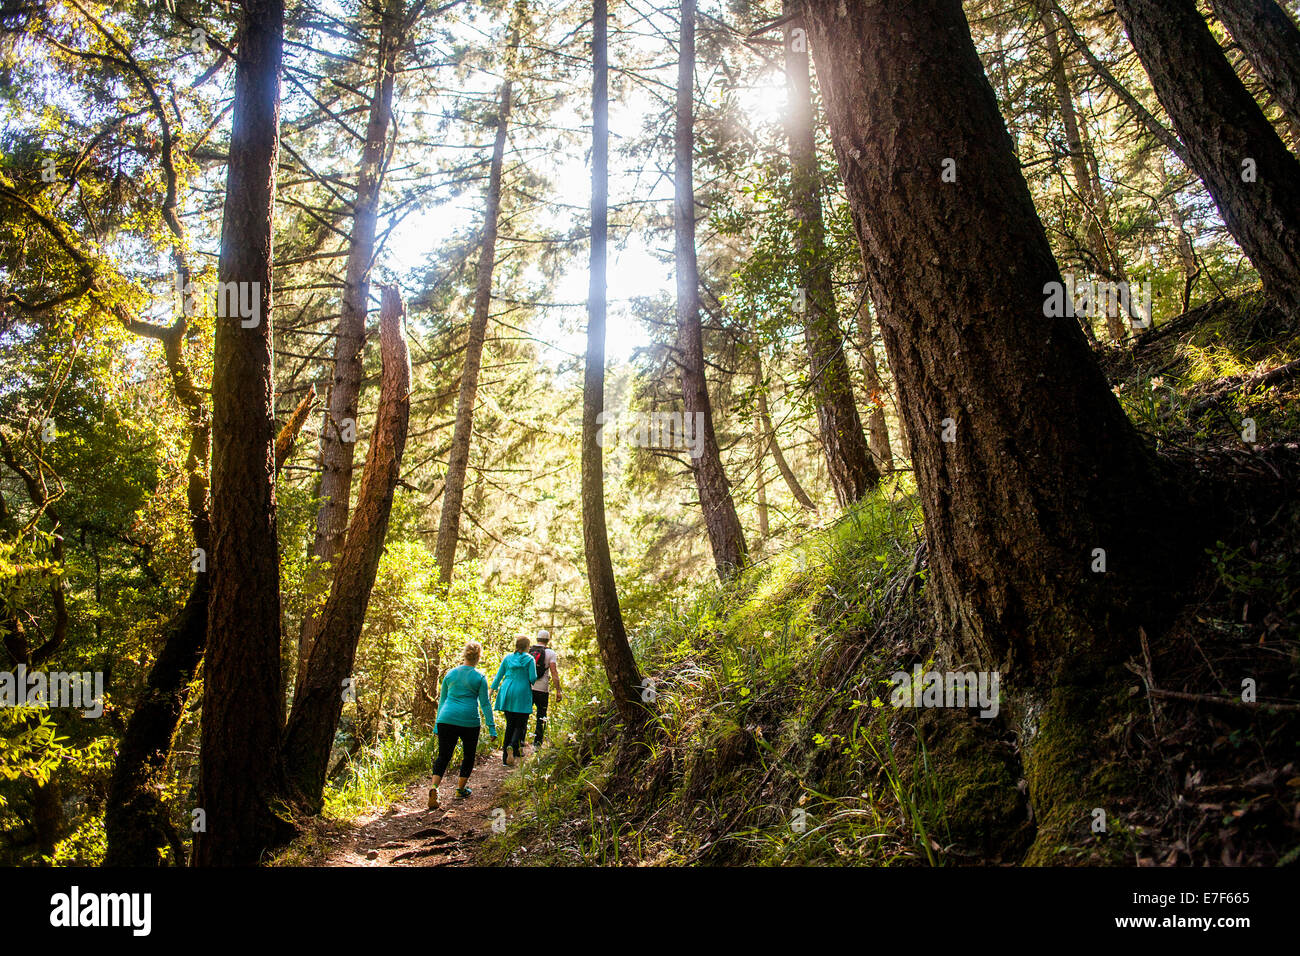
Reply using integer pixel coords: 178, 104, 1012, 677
315, 743, 530, 867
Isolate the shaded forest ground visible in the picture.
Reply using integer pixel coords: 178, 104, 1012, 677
275, 741, 527, 867
284, 291, 1299, 868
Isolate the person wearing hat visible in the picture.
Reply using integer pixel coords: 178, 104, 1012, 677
528, 629, 562, 748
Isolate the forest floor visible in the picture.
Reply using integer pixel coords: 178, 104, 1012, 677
287, 744, 531, 867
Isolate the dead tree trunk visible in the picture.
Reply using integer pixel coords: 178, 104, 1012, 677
756, 376, 816, 512
280, 287, 412, 809
853, 300, 893, 473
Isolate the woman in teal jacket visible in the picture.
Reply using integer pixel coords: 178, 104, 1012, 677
428, 641, 497, 810
491, 635, 538, 766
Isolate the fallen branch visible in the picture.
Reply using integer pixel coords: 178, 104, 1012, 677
1189, 358, 1300, 416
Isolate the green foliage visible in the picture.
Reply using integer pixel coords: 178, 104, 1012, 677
484, 484, 944, 866
322, 728, 435, 820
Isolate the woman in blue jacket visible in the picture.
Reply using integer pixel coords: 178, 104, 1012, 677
491, 635, 538, 766
428, 641, 497, 810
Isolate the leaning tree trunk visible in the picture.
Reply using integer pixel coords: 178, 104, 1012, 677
1114, 0, 1300, 320
755, 374, 816, 511
584, 0, 647, 730
433, 15, 521, 587
301, 0, 405, 680
805, 0, 1194, 861
783, 3, 880, 506
676, 0, 747, 579
194, 0, 288, 867
280, 287, 412, 809
751, 378, 770, 539
853, 300, 893, 473
1211, 0, 1300, 133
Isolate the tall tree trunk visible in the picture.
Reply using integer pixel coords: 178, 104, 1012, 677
853, 300, 893, 473
433, 3, 524, 587
301, 0, 405, 679
755, 376, 816, 511
783, 3, 880, 505
805, 0, 1193, 859
280, 287, 412, 809
676, 0, 747, 578
1212, 0, 1300, 131
584, 0, 646, 730
1038, 0, 1129, 342
1114, 0, 1300, 319
194, 0, 288, 867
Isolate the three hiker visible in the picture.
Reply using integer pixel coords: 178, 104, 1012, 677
428, 630, 561, 810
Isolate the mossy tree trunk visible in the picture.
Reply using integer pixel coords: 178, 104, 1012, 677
805, 0, 1195, 861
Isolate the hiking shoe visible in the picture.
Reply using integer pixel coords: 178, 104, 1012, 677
505, 752, 516, 767
427, 788, 440, 810
454, 786, 472, 800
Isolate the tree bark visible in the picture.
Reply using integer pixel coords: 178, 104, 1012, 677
1114, 0, 1300, 320
280, 287, 411, 809
301, 0, 405, 678
433, 5, 524, 587
194, 0, 288, 867
805, 0, 1194, 857
808, 0, 1190, 670
676, 0, 747, 579
783, 4, 880, 506
584, 0, 647, 730
1212, 0, 1300, 132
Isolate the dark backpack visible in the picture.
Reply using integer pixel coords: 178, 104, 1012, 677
529, 646, 548, 681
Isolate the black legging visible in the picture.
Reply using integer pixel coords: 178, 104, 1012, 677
432, 722, 480, 779
502, 712, 529, 760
